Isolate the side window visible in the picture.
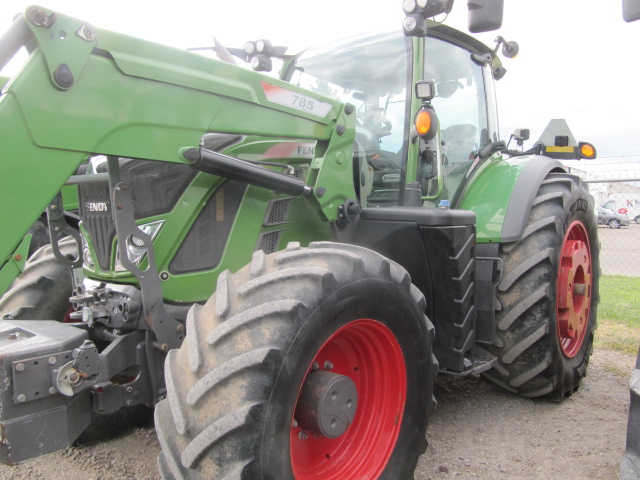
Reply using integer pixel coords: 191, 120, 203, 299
424, 38, 490, 201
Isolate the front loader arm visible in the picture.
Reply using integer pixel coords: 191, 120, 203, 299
0, 5, 356, 275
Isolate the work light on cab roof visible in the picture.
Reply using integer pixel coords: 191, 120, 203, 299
239, 39, 288, 72
403, 0, 505, 35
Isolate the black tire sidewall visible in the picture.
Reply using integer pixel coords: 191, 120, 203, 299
0, 241, 75, 320
259, 278, 432, 480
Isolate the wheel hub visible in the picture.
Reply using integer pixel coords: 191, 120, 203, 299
557, 221, 592, 358
295, 370, 358, 438
290, 319, 407, 480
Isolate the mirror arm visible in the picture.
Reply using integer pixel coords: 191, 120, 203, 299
478, 140, 507, 161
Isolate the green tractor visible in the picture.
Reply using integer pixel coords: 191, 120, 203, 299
0, 1, 599, 478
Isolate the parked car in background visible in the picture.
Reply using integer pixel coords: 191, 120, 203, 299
602, 194, 640, 224
597, 207, 630, 229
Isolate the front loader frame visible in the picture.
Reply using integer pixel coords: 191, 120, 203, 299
0, 6, 359, 463
0, 7, 356, 280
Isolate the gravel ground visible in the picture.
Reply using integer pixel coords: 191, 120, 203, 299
0, 347, 633, 480
417, 347, 633, 480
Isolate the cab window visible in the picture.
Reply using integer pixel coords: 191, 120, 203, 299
424, 37, 490, 203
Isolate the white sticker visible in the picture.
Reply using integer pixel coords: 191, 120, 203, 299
261, 81, 333, 118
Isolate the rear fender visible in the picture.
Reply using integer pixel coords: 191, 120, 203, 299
459, 154, 566, 243
500, 155, 567, 242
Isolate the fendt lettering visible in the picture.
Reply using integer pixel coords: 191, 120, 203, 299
85, 202, 109, 212
297, 146, 314, 155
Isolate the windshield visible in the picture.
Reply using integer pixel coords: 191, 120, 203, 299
284, 31, 411, 206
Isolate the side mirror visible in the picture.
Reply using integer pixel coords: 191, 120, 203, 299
623, 0, 640, 22
468, 0, 504, 33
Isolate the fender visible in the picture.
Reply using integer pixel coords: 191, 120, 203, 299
501, 155, 566, 242
459, 153, 566, 243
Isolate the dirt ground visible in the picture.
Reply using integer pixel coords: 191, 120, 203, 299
0, 347, 633, 480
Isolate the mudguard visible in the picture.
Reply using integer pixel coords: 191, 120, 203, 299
501, 156, 567, 242
459, 154, 566, 243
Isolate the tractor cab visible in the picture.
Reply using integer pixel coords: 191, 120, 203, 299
281, 23, 505, 209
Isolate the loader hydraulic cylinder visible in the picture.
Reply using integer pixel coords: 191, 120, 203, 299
184, 147, 313, 197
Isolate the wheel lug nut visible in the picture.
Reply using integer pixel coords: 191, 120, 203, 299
324, 361, 333, 370
298, 431, 308, 440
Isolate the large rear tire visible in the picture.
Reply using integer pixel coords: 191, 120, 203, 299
155, 241, 437, 479
0, 238, 77, 320
483, 173, 600, 399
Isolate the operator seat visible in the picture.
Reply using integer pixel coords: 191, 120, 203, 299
442, 124, 477, 165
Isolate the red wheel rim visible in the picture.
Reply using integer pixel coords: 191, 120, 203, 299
290, 319, 407, 480
556, 221, 592, 358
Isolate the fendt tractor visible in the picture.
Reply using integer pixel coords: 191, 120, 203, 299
0, 1, 600, 479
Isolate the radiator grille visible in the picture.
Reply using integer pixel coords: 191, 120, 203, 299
264, 198, 293, 226
78, 158, 196, 271
257, 230, 283, 254
170, 181, 247, 274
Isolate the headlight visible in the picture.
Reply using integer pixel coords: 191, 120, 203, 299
115, 220, 164, 272
81, 232, 94, 268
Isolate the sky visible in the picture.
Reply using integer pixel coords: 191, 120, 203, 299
1, 0, 639, 166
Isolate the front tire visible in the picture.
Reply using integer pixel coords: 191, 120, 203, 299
483, 173, 600, 399
155, 242, 437, 479
0, 238, 77, 320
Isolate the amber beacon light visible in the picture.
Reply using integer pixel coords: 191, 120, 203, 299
579, 142, 596, 159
